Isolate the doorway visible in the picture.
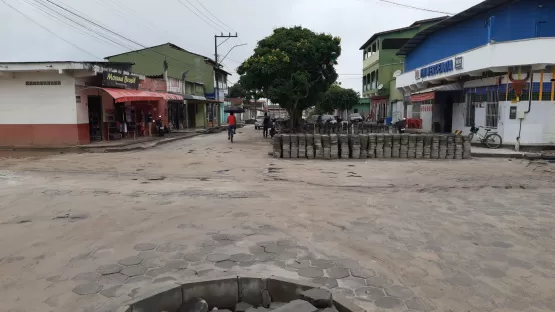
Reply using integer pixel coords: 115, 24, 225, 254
87, 96, 103, 141
443, 95, 453, 133
187, 102, 196, 128
168, 101, 180, 130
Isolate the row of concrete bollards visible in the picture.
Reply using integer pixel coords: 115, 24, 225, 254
272, 133, 472, 159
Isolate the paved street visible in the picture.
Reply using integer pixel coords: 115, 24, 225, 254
1, 126, 555, 312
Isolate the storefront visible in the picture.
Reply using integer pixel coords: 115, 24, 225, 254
79, 72, 183, 141
395, 0, 555, 146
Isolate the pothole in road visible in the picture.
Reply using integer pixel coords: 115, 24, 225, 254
119, 276, 361, 312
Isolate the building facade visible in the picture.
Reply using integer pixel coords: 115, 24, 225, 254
0, 62, 182, 147
360, 17, 447, 123
395, 0, 555, 147
105, 43, 228, 129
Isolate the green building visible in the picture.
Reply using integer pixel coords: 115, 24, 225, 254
359, 17, 446, 122
106, 43, 229, 129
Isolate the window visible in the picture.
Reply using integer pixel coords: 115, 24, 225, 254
464, 95, 475, 127
412, 102, 421, 119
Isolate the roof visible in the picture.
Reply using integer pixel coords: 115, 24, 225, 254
397, 0, 514, 56
0, 61, 133, 66
105, 43, 231, 76
359, 16, 448, 50
0, 61, 136, 73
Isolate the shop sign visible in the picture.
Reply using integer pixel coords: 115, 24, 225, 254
102, 72, 139, 89
455, 56, 463, 70
166, 77, 183, 94
418, 59, 454, 79
205, 92, 216, 99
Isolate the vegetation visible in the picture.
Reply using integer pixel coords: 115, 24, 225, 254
316, 84, 360, 114
237, 26, 341, 128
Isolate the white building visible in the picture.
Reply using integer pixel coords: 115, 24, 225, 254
395, 0, 555, 148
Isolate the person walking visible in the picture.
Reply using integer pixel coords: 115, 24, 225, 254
262, 113, 271, 138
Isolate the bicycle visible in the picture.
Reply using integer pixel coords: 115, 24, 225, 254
469, 126, 502, 149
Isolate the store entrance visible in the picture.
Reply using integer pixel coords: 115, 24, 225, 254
187, 102, 196, 128
168, 101, 180, 130
87, 96, 103, 141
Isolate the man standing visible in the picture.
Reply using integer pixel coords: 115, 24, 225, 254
262, 113, 271, 138
227, 112, 236, 140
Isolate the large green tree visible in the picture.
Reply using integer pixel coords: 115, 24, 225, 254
237, 26, 341, 128
227, 82, 247, 98
316, 84, 360, 114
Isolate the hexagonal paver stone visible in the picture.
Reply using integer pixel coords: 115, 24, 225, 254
350, 268, 375, 279
366, 275, 394, 288
216, 260, 237, 269
298, 267, 324, 278
265, 245, 286, 254
72, 272, 101, 282
118, 256, 143, 266
145, 267, 173, 278
169, 252, 186, 260
311, 259, 334, 269
326, 267, 350, 279
156, 243, 180, 252
254, 253, 276, 262
375, 297, 404, 309
273, 299, 318, 312
230, 253, 253, 262
385, 285, 414, 299
332, 288, 355, 298
133, 243, 157, 251
335, 259, 360, 269
300, 288, 332, 308
206, 253, 230, 262
286, 259, 311, 269
275, 251, 297, 261
165, 260, 189, 269
125, 276, 152, 284
405, 297, 436, 312
100, 285, 122, 298
121, 265, 147, 277
236, 301, 253, 312
338, 276, 366, 290
72, 283, 103, 295
97, 264, 122, 275
312, 277, 339, 289
98, 273, 128, 285
183, 253, 205, 262
249, 246, 266, 254
354, 286, 385, 302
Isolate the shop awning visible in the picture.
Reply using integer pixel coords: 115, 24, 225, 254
411, 92, 435, 102
102, 88, 183, 103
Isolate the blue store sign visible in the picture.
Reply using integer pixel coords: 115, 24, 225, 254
418, 59, 454, 79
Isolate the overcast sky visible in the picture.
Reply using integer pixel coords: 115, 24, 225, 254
1, 0, 482, 93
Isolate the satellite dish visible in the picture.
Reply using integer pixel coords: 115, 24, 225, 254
393, 70, 402, 78
377, 84, 384, 90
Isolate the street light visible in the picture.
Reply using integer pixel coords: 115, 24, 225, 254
219, 43, 247, 64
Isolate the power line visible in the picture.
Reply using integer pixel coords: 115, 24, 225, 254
0, 0, 102, 60
190, 0, 235, 33
177, 0, 222, 33
376, 0, 454, 15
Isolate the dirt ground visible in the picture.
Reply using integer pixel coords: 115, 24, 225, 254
1, 126, 555, 312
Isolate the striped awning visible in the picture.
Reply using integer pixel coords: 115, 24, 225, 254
102, 88, 183, 103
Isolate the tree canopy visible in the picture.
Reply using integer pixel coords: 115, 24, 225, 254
316, 84, 360, 114
237, 26, 341, 126
227, 82, 246, 98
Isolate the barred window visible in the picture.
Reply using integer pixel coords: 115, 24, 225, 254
412, 102, 421, 119
465, 95, 475, 127
485, 91, 499, 128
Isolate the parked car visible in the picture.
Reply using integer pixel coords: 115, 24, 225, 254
349, 113, 364, 122
255, 116, 265, 129
321, 115, 338, 124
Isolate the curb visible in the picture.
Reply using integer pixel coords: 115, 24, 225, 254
88, 133, 200, 153
471, 152, 542, 159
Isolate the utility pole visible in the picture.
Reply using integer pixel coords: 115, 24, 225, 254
214, 32, 238, 127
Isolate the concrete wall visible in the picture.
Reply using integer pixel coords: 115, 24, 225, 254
0, 71, 89, 146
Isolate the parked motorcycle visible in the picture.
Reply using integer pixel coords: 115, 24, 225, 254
155, 116, 165, 137
269, 118, 277, 138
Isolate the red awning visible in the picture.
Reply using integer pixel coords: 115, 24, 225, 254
410, 92, 435, 102
102, 88, 183, 103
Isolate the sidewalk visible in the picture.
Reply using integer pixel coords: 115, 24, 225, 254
471, 146, 543, 159
81, 132, 200, 153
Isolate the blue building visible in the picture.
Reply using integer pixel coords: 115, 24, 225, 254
395, 0, 555, 148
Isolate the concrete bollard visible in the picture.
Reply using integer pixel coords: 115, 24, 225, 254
368, 134, 376, 158
375, 134, 384, 158
330, 134, 339, 159
391, 134, 400, 158
438, 135, 448, 159
322, 135, 331, 159
340, 134, 349, 159
290, 134, 299, 159
350, 135, 361, 159
423, 134, 432, 159
446, 134, 455, 160
415, 135, 424, 159
360, 134, 369, 159
408, 135, 417, 158
462, 135, 472, 159
273, 134, 282, 158
314, 134, 323, 159
306, 134, 315, 159
431, 135, 440, 159
298, 134, 307, 159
